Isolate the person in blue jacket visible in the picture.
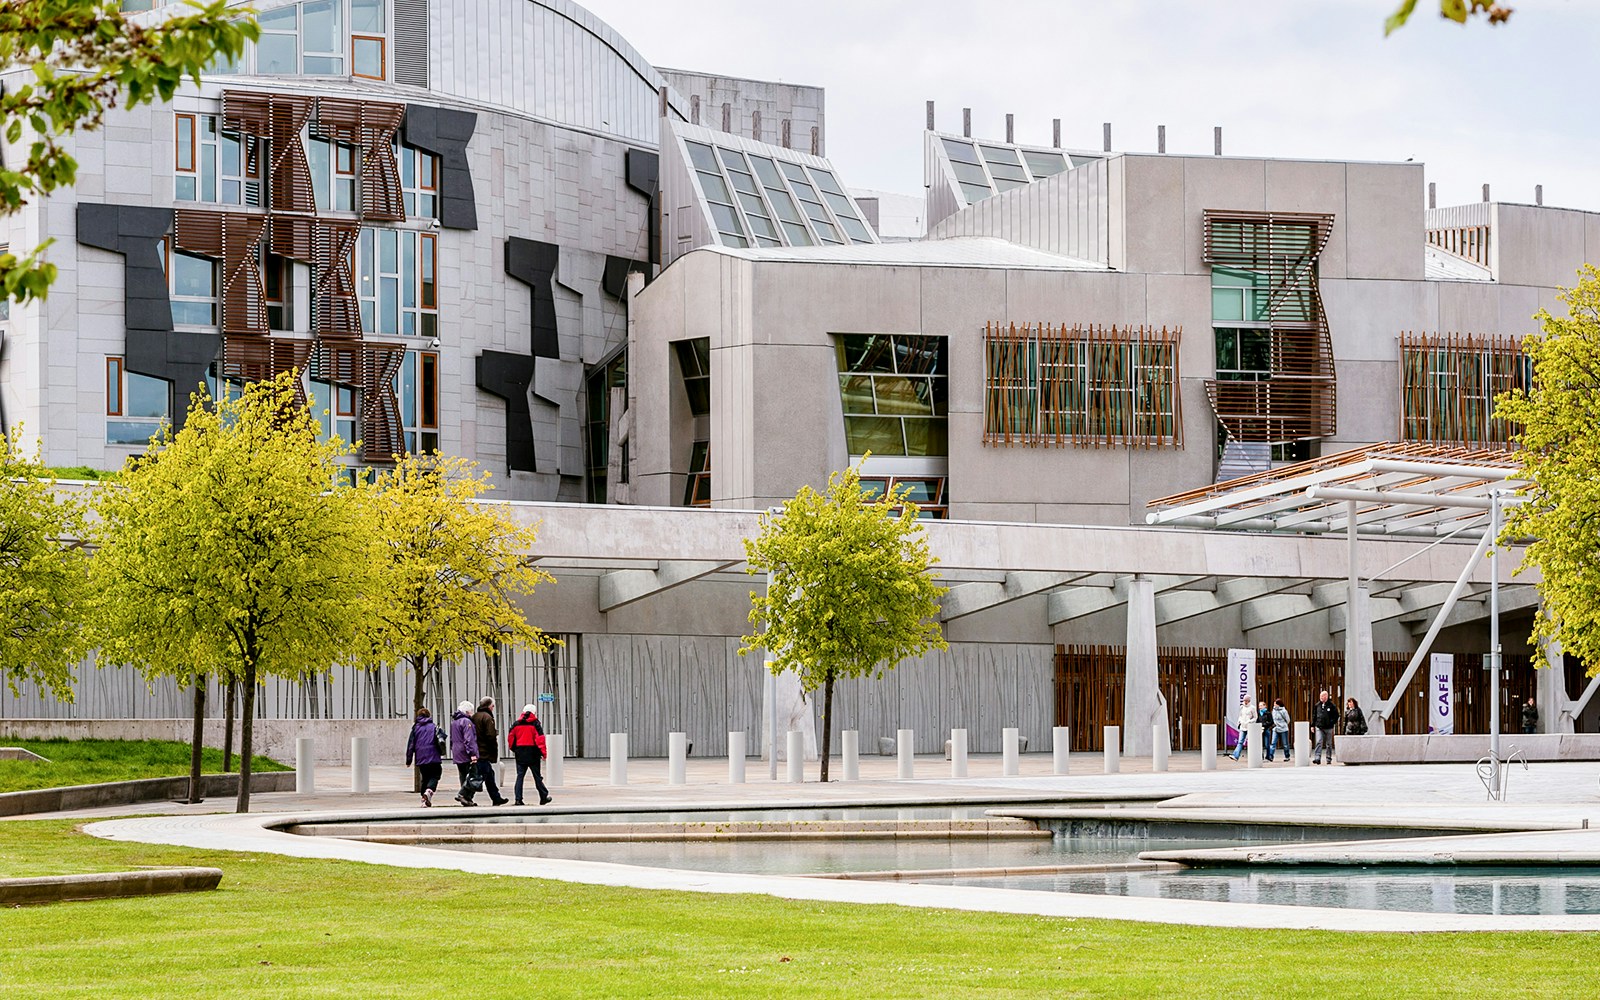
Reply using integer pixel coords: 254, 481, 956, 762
449, 701, 480, 806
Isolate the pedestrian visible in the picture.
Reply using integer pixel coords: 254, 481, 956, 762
472, 696, 510, 806
404, 706, 445, 807
1522, 697, 1539, 734
1344, 697, 1368, 736
450, 700, 480, 806
1311, 689, 1339, 764
1269, 699, 1291, 762
507, 704, 552, 806
1230, 699, 1253, 761
1256, 700, 1273, 761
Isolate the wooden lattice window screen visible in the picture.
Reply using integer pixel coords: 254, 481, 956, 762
1398, 332, 1529, 449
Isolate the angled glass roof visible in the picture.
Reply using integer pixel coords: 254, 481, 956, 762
931, 130, 1102, 210
673, 122, 877, 250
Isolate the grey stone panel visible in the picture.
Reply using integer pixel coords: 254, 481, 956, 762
76, 202, 215, 429
401, 104, 479, 231
475, 349, 536, 473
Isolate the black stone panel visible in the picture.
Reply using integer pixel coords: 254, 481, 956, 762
602, 255, 647, 300
625, 148, 658, 199
77, 203, 217, 429
504, 237, 560, 359
402, 104, 478, 231
475, 349, 536, 473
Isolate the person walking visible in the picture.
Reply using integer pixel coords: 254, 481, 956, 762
1522, 697, 1540, 734
1230, 699, 1253, 761
1311, 689, 1339, 764
404, 707, 445, 807
1343, 697, 1368, 736
449, 700, 480, 806
507, 704, 552, 806
472, 696, 510, 806
1255, 700, 1273, 761
1269, 699, 1291, 762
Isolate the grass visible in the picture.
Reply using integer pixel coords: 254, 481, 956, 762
0, 739, 289, 794
0, 819, 1595, 998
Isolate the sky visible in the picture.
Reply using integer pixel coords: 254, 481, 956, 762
580, 0, 1600, 214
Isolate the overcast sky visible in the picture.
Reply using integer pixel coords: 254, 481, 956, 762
581, 0, 1600, 214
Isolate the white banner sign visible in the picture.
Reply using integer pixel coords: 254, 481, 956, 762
1227, 648, 1256, 742
1429, 652, 1454, 734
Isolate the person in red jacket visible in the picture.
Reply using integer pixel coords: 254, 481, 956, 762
507, 704, 552, 806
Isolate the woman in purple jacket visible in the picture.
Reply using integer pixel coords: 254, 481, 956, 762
449, 701, 480, 806
404, 707, 444, 807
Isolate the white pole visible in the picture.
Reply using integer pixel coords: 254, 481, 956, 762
1294, 720, 1310, 767
546, 733, 565, 787
1200, 723, 1217, 771
1246, 723, 1263, 769
668, 731, 687, 785
609, 732, 628, 785
1103, 726, 1120, 773
766, 657, 778, 782
1489, 490, 1502, 795
349, 736, 369, 793
1002, 727, 1020, 776
1151, 724, 1167, 772
950, 728, 968, 778
728, 731, 746, 784
842, 729, 859, 781
295, 737, 315, 794
786, 730, 804, 783
1052, 726, 1071, 775
897, 728, 915, 779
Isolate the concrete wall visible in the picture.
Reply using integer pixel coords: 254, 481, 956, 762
0, 718, 410, 765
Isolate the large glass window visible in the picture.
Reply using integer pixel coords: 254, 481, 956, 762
311, 378, 358, 445
306, 135, 358, 213
397, 141, 438, 219
351, 0, 386, 78
585, 351, 627, 505
835, 334, 947, 457
105, 356, 170, 445
683, 133, 876, 249
165, 244, 218, 327
394, 348, 439, 454
355, 228, 436, 338
1214, 328, 1271, 381
174, 113, 262, 206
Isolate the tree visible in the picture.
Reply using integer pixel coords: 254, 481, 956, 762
1385, 0, 1514, 36
0, 430, 90, 699
90, 372, 376, 812
741, 462, 947, 781
0, 1, 256, 304
359, 452, 554, 720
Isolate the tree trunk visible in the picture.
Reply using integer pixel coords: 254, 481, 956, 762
236, 663, 257, 814
820, 671, 835, 782
187, 676, 206, 804
222, 676, 237, 772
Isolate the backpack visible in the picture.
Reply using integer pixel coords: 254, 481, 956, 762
433, 721, 448, 754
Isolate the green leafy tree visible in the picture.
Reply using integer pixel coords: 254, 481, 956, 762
0, 0, 258, 303
0, 430, 90, 699
741, 462, 947, 781
1386, 0, 1513, 36
90, 372, 376, 812
359, 452, 555, 719
1497, 265, 1600, 670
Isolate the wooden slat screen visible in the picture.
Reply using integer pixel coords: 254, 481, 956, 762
314, 97, 407, 222
312, 340, 406, 462
174, 208, 270, 337
1398, 331, 1529, 449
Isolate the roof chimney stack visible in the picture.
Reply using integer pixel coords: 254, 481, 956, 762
926, 100, 935, 131
1214, 127, 1223, 156
1102, 122, 1111, 153
1052, 118, 1061, 149
1005, 113, 1014, 144
1428, 182, 1436, 209
1158, 125, 1166, 154
962, 107, 972, 138
1536, 184, 1544, 206
1482, 183, 1491, 203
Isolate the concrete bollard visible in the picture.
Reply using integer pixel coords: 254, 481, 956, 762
1247, 723, 1263, 769
786, 730, 804, 783
1295, 720, 1311, 767
295, 737, 316, 794
668, 731, 687, 785
842, 729, 859, 781
1053, 726, 1071, 775
546, 734, 565, 787
1152, 724, 1168, 773
1003, 727, 1020, 776
1103, 726, 1120, 774
897, 728, 915, 779
609, 732, 628, 785
950, 728, 968, 778
728, 731, 746, 784
350, 736, 369, 793
1200, 723, 1217, 771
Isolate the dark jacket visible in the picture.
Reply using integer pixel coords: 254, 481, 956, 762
1257, 706, 1274, 732
1343, 706, 1368, 736
473, 708, 500, 763
406, 714, 443, 767
450, 710, 478, 764
1312, 699, 1340, 730
1522, 703, 1540, 732
507, 712, 547, 759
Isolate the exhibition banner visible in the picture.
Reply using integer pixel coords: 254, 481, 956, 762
1226, 648, 1256, 744
1429, 652, 1454, 734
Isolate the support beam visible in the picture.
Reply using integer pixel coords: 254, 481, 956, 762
940, 572, 1088, 622
599, 560, 737, 613
1154, 577, 1304, 626
1122, 575, 1166, 757
1047, 575, 1206, 625
1242, 581, 1345, 631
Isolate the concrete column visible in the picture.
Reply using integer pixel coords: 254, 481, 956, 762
609, 732, 628, 785
897, 728, 915, 779
668, 731, 687, 785
950, 729, 968, 778
727, 731, 746, 783
1151, 724, 1168, 772
1103, 726, 1120, 773
295, 737, 315, 794
1294, 721, 1310, 766
1200, 723, 1217, 771
1538, 638, 1573, 734
842, 729, 859, 781
1002, 727, 1020, 776
786, 731, 804, 782
349, 737, 369, 793
1052, 726, 1070, 775
1345, 503, 1381, 732
1246, 723, 1263, 769
1122, 575, 1165, 757
546, 734, 565, 787
763, 662, 818, 763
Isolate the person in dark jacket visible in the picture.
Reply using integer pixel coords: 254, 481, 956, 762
1522, 697, 1540, 734
1343, 697, 1369, 737
1256, 701, 1273, 761
1311, 689, 1339, 764
472, 696, 509, 806
507, 704, 552, 806
405, 707, 444, 807
449, 701, 480, 806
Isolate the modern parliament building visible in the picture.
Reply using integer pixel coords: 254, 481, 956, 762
3, 0, 1598, 757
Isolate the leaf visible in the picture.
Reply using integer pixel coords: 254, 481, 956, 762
1384, 0, 1420, 35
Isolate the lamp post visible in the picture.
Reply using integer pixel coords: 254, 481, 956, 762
1488, 488, 1502, 795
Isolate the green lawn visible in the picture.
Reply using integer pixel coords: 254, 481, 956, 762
0, 819, 1594, 998
0, 739, 288, 794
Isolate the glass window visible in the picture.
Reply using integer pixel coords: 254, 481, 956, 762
169, 249, 218, 326
1022, 149, 1068, 178
355, 228, 438, 338
393, 349, 440, 453
175, 113, 260, 206
1212, 267, 1269, 324
685, 141, 718, 172
941, 139, 982, 165
959, 182, 993, 203
683, 440, 711, 507
353, 35, 385, 79
351, 0, 385, 32
307, 136, 357, 212
106, 356, 170, 445
835, 335, 947, 458
673, 338, 711, 415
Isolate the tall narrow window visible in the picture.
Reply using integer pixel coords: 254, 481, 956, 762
672, 338, 711, 415
165, 242, 219, 327
174, 113, 260, 206
105, 356, 170, 445
300, 0, 344, 74
356, 228, 436, 337
395, 349, 439, 453
683, 441, 711, 507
